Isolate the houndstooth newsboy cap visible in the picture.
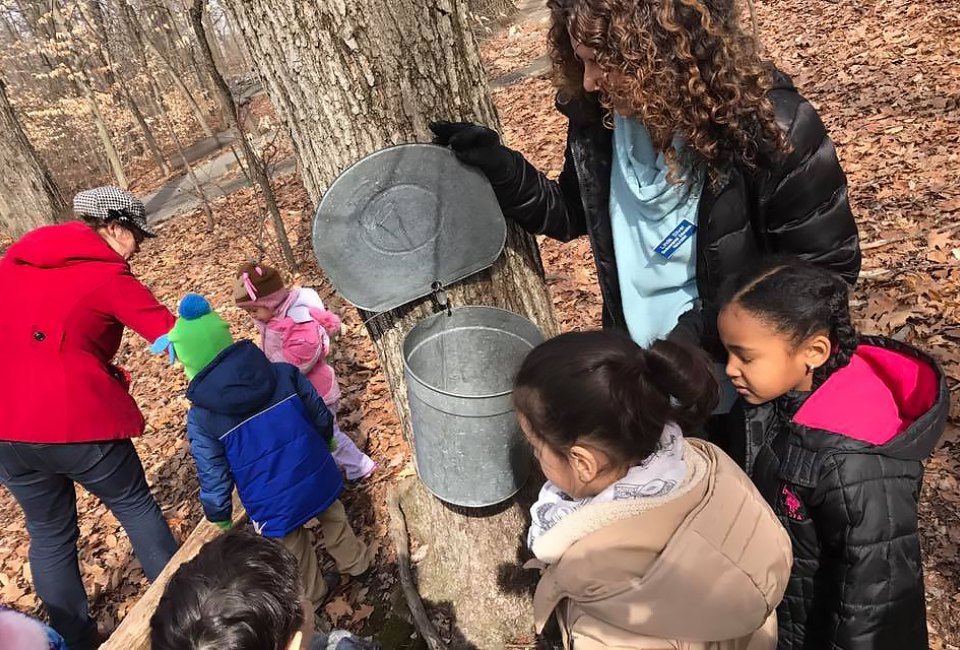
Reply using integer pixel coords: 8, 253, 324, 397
73, 186, 155, 237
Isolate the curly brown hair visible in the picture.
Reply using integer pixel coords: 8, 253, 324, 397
548, 0, 788, 185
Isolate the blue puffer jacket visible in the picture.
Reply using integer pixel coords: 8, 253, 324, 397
185, 340, 343, 537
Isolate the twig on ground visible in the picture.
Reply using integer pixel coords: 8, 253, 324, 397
860, 262, 956, 281
386, 483, 446, 650
862, 237, 905, 251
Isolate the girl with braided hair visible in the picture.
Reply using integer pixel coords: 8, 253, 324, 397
514, 330, 792, 648
718, 257, 947, 650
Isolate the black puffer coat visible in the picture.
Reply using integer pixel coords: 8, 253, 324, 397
491, 71, 860, 350
744, 338, 947, 649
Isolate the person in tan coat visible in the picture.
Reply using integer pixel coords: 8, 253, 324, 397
514, 331, 792, 649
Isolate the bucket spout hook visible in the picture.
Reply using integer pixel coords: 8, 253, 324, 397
430, 281, 452, 317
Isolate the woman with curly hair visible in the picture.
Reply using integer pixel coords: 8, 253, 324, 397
432, 0, 860, 443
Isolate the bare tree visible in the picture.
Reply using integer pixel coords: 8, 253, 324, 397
121, 0, 216, 139
77, 0, 171, 176
188, 0, 297, 269
222, 0, 558, 645
46, 2, 129, 189
0, 78, 67, 236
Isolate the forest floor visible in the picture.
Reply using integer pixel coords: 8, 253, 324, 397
1, 0, 958, 647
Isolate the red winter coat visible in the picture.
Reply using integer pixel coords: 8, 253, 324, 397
0, 222, 174, 443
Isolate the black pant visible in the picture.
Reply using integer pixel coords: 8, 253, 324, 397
0, 440, 178, 650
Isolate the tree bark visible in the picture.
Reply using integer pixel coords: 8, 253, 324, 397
222, 1, 558, 646
188, 0, 298, 269
0, 78, 68, 237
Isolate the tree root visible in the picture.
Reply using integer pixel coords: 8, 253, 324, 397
387, 482, 446, 650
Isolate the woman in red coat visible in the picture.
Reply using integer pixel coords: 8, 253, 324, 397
0, 187, 179, 650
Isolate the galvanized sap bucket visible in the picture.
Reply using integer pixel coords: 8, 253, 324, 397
312, 144, 543, 507
404, 306, 542, 507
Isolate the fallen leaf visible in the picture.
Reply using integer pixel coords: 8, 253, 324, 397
323, 596, 352, 623
927, 231, 953, 250
351, 603, 375, 624
938, 197, 960, 213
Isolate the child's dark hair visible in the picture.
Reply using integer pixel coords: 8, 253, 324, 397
513, 331, 718, 464
721, 257, 859, 386
150, 529, 304, 650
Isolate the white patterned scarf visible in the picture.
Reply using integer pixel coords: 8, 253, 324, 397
527, 423, 687, 553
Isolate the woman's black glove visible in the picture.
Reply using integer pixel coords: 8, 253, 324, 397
668, 301, 724, 360
429, 121, 517, 185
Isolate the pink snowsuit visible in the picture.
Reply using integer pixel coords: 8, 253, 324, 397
258, 288, 342, 405
251, 288, 375, 481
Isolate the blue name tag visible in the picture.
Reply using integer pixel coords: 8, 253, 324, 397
653, 219, 697, 259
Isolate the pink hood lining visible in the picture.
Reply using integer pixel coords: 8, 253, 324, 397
793, 345, 938, 445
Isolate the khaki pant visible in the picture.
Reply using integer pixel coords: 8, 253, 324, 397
277, 499, 369, 609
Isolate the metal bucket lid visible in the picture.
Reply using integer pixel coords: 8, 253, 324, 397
312, 144, 507, 313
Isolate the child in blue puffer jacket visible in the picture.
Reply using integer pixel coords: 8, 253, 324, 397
152, 294, 369, 611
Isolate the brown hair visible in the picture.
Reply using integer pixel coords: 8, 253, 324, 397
513, 331, 717, 465
548, 0, 788, 186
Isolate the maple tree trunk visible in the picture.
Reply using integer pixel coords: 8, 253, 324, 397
222, 0, 558, 645
0, 79, 68, 237
188, 0, 298, 270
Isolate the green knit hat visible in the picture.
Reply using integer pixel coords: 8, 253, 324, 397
150, 293, 234, 380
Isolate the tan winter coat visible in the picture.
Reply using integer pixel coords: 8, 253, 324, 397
530, 440, 792, 650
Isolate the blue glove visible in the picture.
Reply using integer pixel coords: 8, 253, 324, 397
150, 334, 177, 365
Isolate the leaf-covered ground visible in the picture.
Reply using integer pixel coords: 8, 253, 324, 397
1, 0, 957, 645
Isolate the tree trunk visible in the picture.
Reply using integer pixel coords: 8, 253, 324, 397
80, 75, 129, 189
188, 0, 298, 269
80, 0, 171, 175
122, 82, 172, 176
222, 1, 558, 646
0, 79, 68, 237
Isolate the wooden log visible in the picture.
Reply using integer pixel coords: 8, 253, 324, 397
100, 496, 247, 650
